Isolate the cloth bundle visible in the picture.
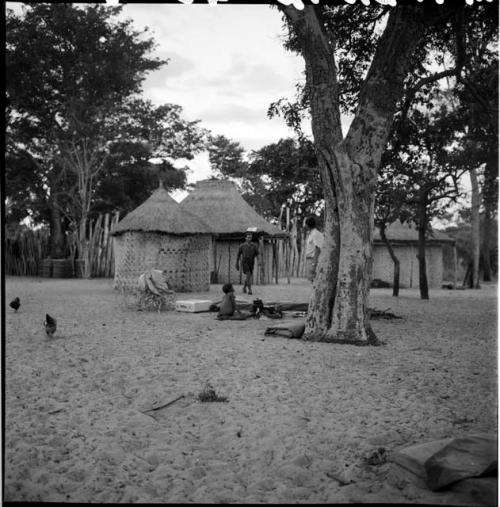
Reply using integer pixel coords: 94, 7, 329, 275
264, 321, 306, 339
138, 269, 174, 295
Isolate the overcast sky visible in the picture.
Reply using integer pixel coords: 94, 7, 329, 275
117, 3, 309, 194
7, 2, 311, 198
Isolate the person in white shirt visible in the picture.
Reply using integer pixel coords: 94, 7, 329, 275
304, 216, 324, 282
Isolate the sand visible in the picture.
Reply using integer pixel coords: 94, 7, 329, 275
3, 276, 497, 504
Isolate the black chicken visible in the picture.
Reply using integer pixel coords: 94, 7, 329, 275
9, 297, 20, 312
44, 314, 57, 337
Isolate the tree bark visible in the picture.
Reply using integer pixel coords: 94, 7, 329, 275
379, 224, 400, 297
481, 156, 497, 281
281, 5, 432, 343
482, 213, 493, 282
49, 194, 65, 259
469, 167, 481, 288
417, 192, 429, 300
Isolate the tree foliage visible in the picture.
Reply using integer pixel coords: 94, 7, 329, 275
5, 3, 206, 260
274, 3, 494, 342
207, 135, 323, 222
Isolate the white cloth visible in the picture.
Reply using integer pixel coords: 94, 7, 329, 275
305, 228, 324, 258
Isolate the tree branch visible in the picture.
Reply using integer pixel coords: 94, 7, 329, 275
397, 6, 466, 128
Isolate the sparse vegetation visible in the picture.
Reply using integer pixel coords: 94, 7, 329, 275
198, 382, 228, 403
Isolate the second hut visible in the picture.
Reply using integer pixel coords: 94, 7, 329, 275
179, 179, 287, 285
111, 183, 212, 292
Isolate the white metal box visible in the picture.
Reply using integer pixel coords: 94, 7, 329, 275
175, 299, 213, 313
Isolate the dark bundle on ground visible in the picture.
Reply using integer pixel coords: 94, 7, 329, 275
198, 383, 228, 403
371, 279, 391, 288
369, 308, 402, 319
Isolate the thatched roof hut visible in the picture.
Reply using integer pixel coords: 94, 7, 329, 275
372, 222, 456, 288
111, 184, 212, 292
180, 179, 286, 238
179, 179, 287, 285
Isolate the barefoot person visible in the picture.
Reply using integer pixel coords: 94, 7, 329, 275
305, 216, 324, 282
236, 231, 260, 295
217, 283, 253, 320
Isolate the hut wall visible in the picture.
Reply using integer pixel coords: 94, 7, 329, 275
372, 243, 444, 288
211, 239, 275, 285
113, 232, 211, 292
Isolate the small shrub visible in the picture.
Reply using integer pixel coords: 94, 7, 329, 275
121, 289, 175, 312
137, 291, 175, 312
363, 447, 388, 466
197, 382, 228, 403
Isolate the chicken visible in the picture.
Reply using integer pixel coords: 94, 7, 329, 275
9, 297, 20, 312
44, 313, 57, 337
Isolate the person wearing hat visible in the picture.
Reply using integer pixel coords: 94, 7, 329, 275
236, 231, 260, 295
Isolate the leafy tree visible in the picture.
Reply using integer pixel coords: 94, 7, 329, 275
6, 4, 206, 275
273, 2, 499, 341
6, 3, 164, 259
275, 3, 476, 342
374, 168, 409, 297
447, 32, 498, 283
383, 102, 466, 299
208, 135, 248, 179
207, 135, 323, 222
245, 138, 323, 221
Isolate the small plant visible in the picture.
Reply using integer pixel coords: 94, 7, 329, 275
137, 291, 165, 312
121, 289, 175, 312
198, 382, 228, 403
129, 290, 175, 312
364, 447, 388, 466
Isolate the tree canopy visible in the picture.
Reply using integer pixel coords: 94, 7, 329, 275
275, 2, 497, 343
5, 4, 207, 262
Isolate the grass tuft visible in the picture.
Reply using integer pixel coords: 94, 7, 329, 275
197, 382, 228, 403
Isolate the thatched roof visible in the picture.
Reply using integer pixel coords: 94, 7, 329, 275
373, 222, 455, 245
111, 185, 211, 236
179, 179, 287, 238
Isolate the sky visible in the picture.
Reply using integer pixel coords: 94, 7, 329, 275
7, 2, 312, 200
6, 2, 474, 219
115, 3, 310, 198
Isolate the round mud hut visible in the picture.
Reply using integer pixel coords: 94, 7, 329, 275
111, 184, 212, 292
179, 179, 287, 285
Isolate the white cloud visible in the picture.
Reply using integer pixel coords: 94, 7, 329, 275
120, 3, 306, 156
8, 3, 310, 188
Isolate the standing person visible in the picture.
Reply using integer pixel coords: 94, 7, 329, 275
305, 216, 324, 282
236, 231, 260, 295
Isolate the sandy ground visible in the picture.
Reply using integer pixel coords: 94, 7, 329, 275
3, 276, 498, 504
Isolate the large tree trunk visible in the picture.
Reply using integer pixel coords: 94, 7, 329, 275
281, 5, 432, 343
78, 215, 91, 279
379, 224, 400, 297
469, 167, 481, 289
482, 213, 493, 282
49, 194, 65, 259
417, 193, 429, 300
481, 156, 497, 281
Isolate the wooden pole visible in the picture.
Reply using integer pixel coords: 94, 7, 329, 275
453, 243, 458, 288
228, 241, 231, 284
91, 214, 103, 277
259, 235, 265, 285
102, 213, 110, 277
275, 239, 279, 284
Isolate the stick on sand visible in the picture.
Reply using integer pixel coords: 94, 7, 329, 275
148, 394, 185, 412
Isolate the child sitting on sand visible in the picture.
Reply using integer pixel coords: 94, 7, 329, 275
217, 283, 252, 320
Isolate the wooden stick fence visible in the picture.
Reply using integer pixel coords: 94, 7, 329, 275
5, 229, 52, 276
5, 212, 120, 278
78, 211, 120, 278
276, 210, 307, 281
